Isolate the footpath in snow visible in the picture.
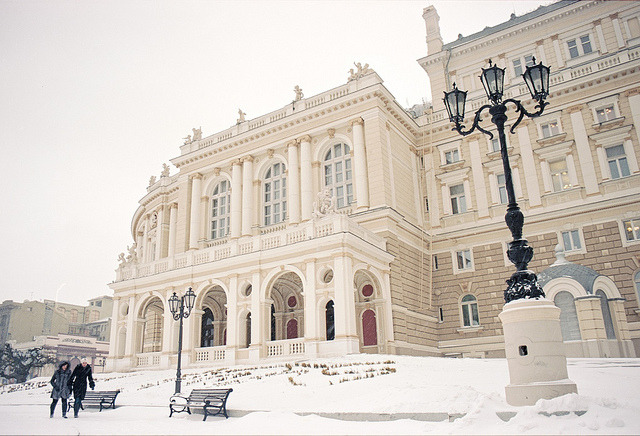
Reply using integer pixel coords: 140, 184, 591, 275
1, 354, 639, 434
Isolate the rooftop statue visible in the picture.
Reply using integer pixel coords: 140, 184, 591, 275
348, 62, 371, 81
148, 175, 156, 186
237, 109, 246, 124
294, 85, 304, 101
183, 134, 192, 145
161, 163, 170, 178
192, 126, 202, 141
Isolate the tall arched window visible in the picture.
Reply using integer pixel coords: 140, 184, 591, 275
554, 291, 581, 341
245, 313, 252, 348
270, 304, 276, 341
263, 162, 287, 226
201, 308, 214, 347
324, 143, 353, 209
596, 290, 616, 339
325, 301, 335, 341
211, 180, 231, 239
460, 294, 479, 327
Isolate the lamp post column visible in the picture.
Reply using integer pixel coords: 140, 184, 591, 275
175, 298, 184, 394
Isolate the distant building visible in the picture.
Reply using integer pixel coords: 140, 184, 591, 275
0, 295, 113, 346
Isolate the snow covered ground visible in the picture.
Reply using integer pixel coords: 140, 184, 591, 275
1, 354, 639, 434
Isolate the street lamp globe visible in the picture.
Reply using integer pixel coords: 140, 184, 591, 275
184, 287, 196, 316
168, 292, 180, 318
480, 59, 505, 103
443, 83, 467, 123
523, 58, 551, 102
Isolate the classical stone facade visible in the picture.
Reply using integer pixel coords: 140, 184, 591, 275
107, 0, 640, 372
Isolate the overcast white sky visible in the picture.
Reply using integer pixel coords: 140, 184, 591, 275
0, 0, 551, 306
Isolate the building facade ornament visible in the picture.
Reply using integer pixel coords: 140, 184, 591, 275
348, 62, 372, 81
148, 175, 156, 186
294, 85, 304, 101
237, 109, 246, 124
312, 188, 337, 217
192, 127, 202, 141
327, 128, 335, 138
161, 163, 170, 178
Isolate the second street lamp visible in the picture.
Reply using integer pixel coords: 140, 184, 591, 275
169, 287, 196, 394
443, 58, 550, 303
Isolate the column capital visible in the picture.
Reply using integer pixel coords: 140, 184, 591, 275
622, 87, 640, 97
350, 117, 364, 127
170, 202, 178, 209
312, 161, 321, 168
593, 18, 602, 26
550, 34, 559, 41
297, 134, 312, 143
191, 173, 203, 180
609, 12, 619, 20
200, 195, 209, 202
232, 158, 243, 166
242, 155, 254, 163
567, 104, 584, 114
213, 167, 221, 176
253, 179, 261, 187
286, 140, 298, 149
535, 39, 544, 47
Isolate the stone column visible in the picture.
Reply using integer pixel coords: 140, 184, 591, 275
106, 298, 120, 368
155, 206, 164, 260
124, 295, 136, 359
188, 174, 202, 250
568, 106, 600, 195
168, 203, 178, 257
141, 215, 150, 262
611, 14, 625, 48
200, 195, 209, 242
287, 141, 301, 224
627, 91, 640, 155
230, 160, 243, 238
226, 276, 238, 352
595, 20, 608, 54
468, 138, 488, 217
249, 271, 262, 361
242, 156, 254, 236
551, 35, 565, 68
575, 295, 607, 342
351, 118, 370, 210
303, 261, 317, 342
299, 135, 313, 221
333, 255, 359, 353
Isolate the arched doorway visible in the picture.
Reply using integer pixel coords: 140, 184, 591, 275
354, 270, 382, 351
268, 272, 304, 341
362, 310, 377, 346
140, 297, 164, 353
199, 286, 227, 347
325, 301, 335, 341
554, 291, 581, 341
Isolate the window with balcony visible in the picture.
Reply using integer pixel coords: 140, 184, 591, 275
324, 143, 353, 209
567, 34, 593, 58
449, 183, 467, 215
606, 145, 630, 179
512, 54, 535, 77
445, 149, 460, 164
623, 218, 640, 242
497, 173, 508, 204
561, 229, 582, 252
490, 138, 501, 153
549, 158, 572, 192
596, 105, 617, 123
263, 162, 287, 226
210, 180, 230, 239
541, 120, 561, 138
460, 294, 479, 327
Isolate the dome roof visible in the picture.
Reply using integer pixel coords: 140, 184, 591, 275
538, 245, 601, 294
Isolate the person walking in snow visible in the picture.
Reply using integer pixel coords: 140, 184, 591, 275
49, 361, 72, 418
68, 358, 95, 418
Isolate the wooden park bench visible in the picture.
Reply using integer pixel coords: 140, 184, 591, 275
67, 390, 120, 412
169, 388, 233, 421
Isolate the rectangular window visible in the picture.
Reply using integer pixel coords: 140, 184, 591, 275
438, 307, 444, 323
623, 218, 640, 242
433, 255, 438, 270
497, 173, 508, 205
628, 17, 640, 39
491, 138, 501, 152
606, 145, 630, 179
567, 35, 592, 58
541, 121, 560, 138
549, 159, 572, 192
512, 54, 534, 77
456, 249, 473, 270
445, 149, 460, 164
424, 197, 429, 212
562, 230, 582, 251
449, 184, 467, 214
596, 105, 616, 123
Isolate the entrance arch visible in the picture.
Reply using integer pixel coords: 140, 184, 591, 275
198, 286, 227, 347
140, 297, 164, 353
267, 271, 304, 341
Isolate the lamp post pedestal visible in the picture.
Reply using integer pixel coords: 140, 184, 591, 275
499, 298, 577, 406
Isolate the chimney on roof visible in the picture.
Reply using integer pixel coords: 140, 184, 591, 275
423, 6, 443, 55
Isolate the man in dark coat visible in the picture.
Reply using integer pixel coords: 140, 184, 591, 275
68, 358, 95, 418
49, 361, 71, 418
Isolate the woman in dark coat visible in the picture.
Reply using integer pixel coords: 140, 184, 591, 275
68, 358, 95, 418
49, 361, 71, 418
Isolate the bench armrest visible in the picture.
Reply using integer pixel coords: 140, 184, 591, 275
170, 394, 189, 404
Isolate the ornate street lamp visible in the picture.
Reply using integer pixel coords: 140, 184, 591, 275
443, 58, 550, 303
169, 287, 196, 394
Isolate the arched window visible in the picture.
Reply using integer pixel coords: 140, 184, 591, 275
460, 295, 479, 327
324, 143, 353, 209
554, 291, 581, 341
596, 290, 616, 339
263, 162, 287, 226
362, 309, 377, 346
201, 308, 214, 347
211, 180, 231, 239
325, 301, 335, 341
